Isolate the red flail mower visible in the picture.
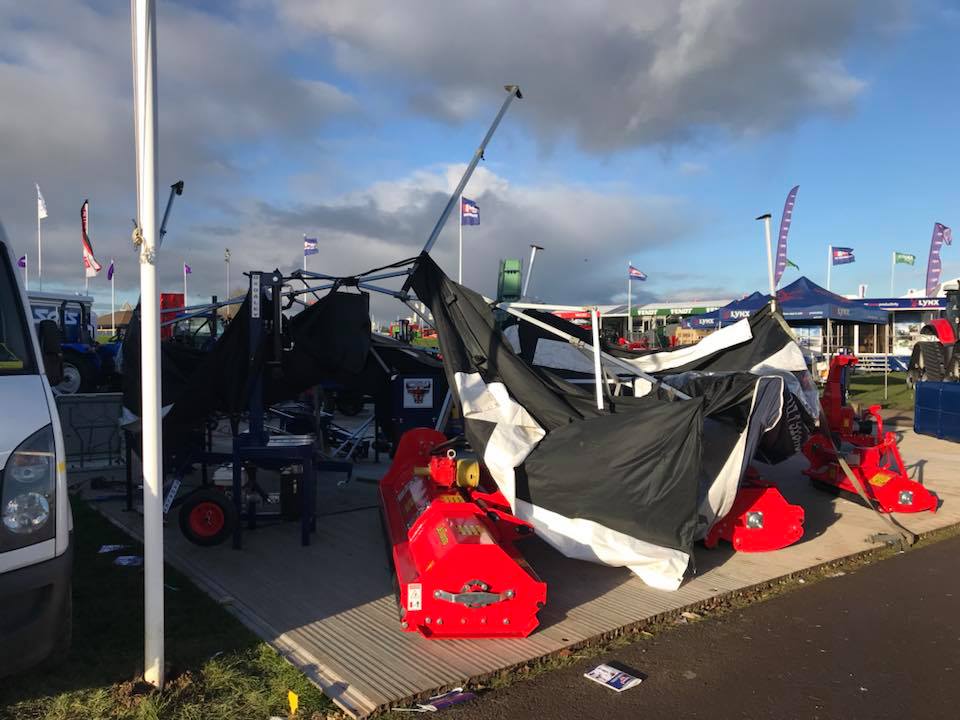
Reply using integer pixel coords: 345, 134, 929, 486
704, 467, 805, 552
379, 428, 546, 639
802, 355, 938, 514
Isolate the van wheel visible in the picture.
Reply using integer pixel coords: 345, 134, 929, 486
179, 489, 237, 546
42, 584, 72, 670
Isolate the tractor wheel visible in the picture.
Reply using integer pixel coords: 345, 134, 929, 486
907, 342, 946, 388
946, 352, 960, 383
179, 489, 237, 546
55, 354, 95, 394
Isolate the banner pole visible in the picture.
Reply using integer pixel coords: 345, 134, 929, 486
23, 255, 29, 290
183, 262, 187, 301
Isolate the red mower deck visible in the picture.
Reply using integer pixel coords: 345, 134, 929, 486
379, 428, 546, 639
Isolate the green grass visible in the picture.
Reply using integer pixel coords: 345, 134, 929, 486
0, 498, 335, 720
410, 336, 439, 349
846, 371, 914, 412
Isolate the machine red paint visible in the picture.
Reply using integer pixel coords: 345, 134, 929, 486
704, 467, 804, 552
159, 292, 184, 340
379, 428, 546, 639
802, 355, 938, 514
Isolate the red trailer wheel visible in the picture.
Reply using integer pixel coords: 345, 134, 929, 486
179, 489, 236, 546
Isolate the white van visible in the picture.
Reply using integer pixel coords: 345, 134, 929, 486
0, 225, 72, 675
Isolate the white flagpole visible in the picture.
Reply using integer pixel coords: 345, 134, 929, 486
627, 264, 633, 340
37, 201, 42, 290
23, 256, 29, 290
890, 251, 895, 296
303, 234, 307, 272
224, 248, 231, 299
826, 244, 833, 292
132, 0, 164, 690
111, 262, 116, 336
183, 262, 187, 301
458, 195, 463, 284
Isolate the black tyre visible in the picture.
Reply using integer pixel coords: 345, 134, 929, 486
178, 489, 237, 546
946, 350, 960, 383
907, 342, 946, 388
56, 354, 96, 394
40, 583, 72, 671
336, 392, 365, 416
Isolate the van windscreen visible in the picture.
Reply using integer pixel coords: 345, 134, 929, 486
0, 248, 35, 375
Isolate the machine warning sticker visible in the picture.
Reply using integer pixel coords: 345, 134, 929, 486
869, 471, 893, 487
403, 378, 434, 408
407, 583, 422, 611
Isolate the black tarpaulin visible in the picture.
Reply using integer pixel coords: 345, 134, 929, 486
507, 305, 817, 463
122, 290, 371, 429
412, 253, 727, 589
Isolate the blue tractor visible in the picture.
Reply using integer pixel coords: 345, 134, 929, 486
28, 291, 121, 394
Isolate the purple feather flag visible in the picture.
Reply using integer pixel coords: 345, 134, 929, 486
107, 260, 115, 281
925, 222, 952, 296
183, 262, 192, 275
773, 185, 799, 286
17, 255, 26, 269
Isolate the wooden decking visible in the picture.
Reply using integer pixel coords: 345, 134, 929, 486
93, 426, 960, 717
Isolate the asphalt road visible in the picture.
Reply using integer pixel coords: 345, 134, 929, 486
444, 535, 960, 720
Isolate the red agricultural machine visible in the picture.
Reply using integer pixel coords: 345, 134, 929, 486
379, 429, 546, 639
907, 288, 960, 386
704, 467, 805, 552
803, 355, 938, 513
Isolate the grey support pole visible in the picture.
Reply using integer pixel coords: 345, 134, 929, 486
403, 85, 522, 292
522, 244, 543, 298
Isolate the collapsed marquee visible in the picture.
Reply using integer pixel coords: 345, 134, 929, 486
411, 253, 815, 590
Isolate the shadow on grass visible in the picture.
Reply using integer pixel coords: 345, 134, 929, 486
0, 497, 333, 720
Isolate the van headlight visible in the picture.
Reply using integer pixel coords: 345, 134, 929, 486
1, 425, 56, 547
3, 493, 51, 534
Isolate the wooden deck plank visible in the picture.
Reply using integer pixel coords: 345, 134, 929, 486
94, 427, 960, 717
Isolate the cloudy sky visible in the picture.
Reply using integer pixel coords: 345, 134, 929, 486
2, 0, 957, 319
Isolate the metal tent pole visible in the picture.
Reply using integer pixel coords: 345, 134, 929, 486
131, 0, 164, 690
402, 85, 522, 292
522, 244, 543, 298
591, 307, 604, 410
157, 180, 183, 249
756, 213, 775, 311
